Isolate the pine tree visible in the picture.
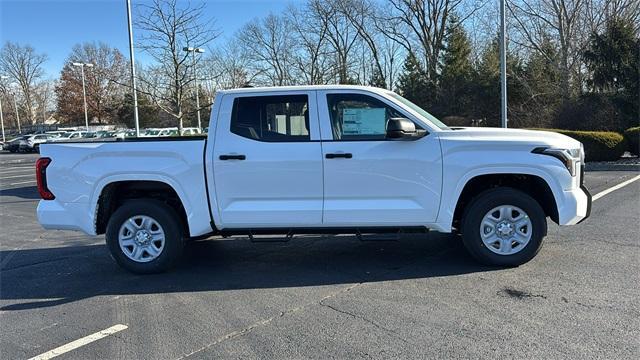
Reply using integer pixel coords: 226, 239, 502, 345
523, 35, 561, 127
368, 68, 387, 89
584, 18, 639, 96
439, 18, 474, 118
474, 37, 526, 127
396, 52, 431, 109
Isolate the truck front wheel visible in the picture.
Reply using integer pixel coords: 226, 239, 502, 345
105, 199, 184, 273
461, 187, 547, 267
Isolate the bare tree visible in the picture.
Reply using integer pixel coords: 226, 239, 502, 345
237, 14, 295, 86
384, 0, 483, 82
135, 0, 218, 130
287, 4, 333, 85
308, 0, 361, 84
58, 42, 128, 123
204, 43, 258, 90
508, 0, 589, 98
0, 42, 48, 124
336, 0, 390, 87
33, 79, 56, 124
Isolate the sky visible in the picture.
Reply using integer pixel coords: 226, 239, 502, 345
0, 0, 291, 78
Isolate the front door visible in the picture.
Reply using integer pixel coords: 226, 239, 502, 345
213, 91, 324, 228
318, 90, 442, 226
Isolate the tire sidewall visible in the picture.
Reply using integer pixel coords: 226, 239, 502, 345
106, 199, 183, 274
461, 188, 547, 266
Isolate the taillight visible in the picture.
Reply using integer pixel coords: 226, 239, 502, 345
36, 157, 55, 200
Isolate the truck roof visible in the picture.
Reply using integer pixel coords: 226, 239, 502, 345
218, 85, 389, 95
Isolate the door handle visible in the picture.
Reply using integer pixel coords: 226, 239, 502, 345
219, 154, 246, 160
325, 153, 352, 159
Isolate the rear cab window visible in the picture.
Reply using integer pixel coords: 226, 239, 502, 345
230, 95, 310, 142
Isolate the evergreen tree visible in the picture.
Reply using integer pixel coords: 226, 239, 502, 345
368, 68, 387, 89
439, 18, 474, 118
474, 37, 526, 127
523, 35, 561, 127
117, 93, 157, 129
584, 18, 639, 95
581, 18, 639, 130
396, 52, 431, 110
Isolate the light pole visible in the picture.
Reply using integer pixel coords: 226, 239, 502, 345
0, 75, 7, 142
183, 47, 205, 130
12, 86, 21, 134
72, 62, 93, 131
126, 0, 140, 137
0, 92, 4, 142
499, 0, 508, 128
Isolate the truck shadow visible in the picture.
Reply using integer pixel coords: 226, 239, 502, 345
0, 233, 499, 311
0, 186, 40, 200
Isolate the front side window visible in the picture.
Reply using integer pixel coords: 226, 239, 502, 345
327, 94, 420, 140
231, 95, 310, 142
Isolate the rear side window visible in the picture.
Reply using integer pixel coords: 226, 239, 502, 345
230, 95, 310, 142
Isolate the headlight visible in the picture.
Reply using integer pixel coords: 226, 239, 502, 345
532, 147, 581, 176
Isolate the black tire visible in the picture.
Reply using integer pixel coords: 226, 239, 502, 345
106, 199, 184, 274
461, 187, 547, 267
34, 144, 40, 153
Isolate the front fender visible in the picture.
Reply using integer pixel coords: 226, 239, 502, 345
437, 162, 571, 232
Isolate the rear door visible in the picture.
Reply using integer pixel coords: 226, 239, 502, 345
212, 91, 324, 228
318, 90, 442, 226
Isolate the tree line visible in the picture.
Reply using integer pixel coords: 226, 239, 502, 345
1, 0, 638, 133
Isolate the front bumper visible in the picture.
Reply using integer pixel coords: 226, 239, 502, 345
557, 185, 591, 225
577, 184, 592, 224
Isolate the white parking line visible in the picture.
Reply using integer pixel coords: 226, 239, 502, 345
3, 180, 36, 186
593, 174, 640, 201
28, 324, 128, 360
0, 174, 35, 180
0, 166, 34, 171
0, 168, 34, 174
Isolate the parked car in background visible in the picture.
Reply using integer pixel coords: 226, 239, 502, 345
45, 131, 69, 138
181, 127, 201, 136
5, 136, 29, 153
0, 141, 4, 151
114, 130, 137, 139
50, 131, 91, 142
95, 130, 115, 138
20, 134, 53, 153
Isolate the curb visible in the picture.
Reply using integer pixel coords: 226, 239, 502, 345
585, 163, 640, 171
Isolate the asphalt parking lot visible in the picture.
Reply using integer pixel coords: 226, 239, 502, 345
1, 152, 638, 359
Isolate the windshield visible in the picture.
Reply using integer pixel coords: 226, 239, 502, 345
387, 92, 449, 130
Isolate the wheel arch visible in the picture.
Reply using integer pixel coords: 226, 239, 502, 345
450, 171, 560, 231
92, 177, 191, 237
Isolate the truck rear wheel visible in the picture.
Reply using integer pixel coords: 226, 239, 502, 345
105, 199, 183, 273
461, 187, 547, 267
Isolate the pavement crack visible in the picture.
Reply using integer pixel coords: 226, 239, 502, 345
176, 283, 364, 359
318, 299, 411, 345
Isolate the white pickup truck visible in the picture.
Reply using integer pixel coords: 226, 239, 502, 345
36, 85, 591, 273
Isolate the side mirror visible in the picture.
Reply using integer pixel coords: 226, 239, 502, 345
386, 118, 426, 140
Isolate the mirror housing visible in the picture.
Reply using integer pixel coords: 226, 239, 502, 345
386, 118, 426, 140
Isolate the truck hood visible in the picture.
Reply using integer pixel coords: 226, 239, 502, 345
438, 127, 581, 149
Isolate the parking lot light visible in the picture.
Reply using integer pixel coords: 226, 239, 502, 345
72, 62, 94, 131
183, 47, 205, 131
0, 75, 7, 141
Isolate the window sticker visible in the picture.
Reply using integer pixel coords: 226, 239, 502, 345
342, 108, 386, 135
